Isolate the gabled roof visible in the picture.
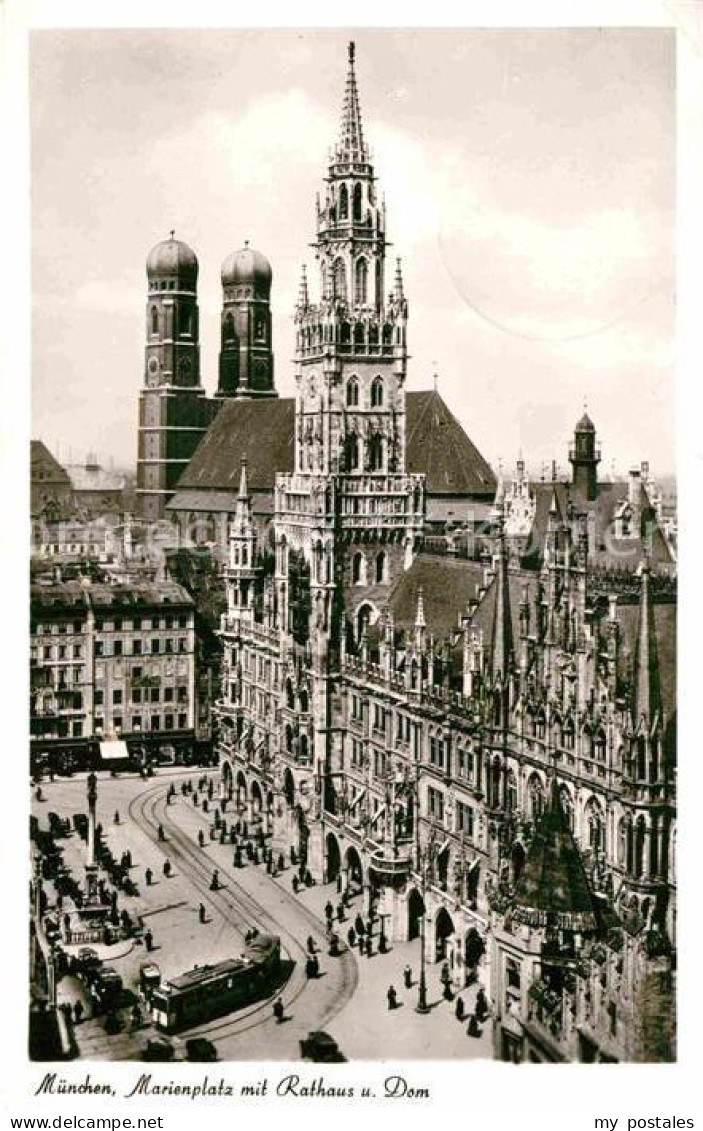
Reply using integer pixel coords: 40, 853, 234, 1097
171, 390, 496, 504
511, 779, 598, 932
31, 440, 72, 485
406, 390, 496, 496
389, 553, 486, 637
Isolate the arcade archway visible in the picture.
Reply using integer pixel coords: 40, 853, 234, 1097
251, 779, 263, 815
407, 888, 425, 941
464, 927, 485, 973
221, 760, 234, 801
326, 832, 342, 882
345, 845, 364, 890
283, 768, 295, 808
435, 907, 455, 962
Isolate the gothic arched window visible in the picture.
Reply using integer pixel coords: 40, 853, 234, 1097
355, 258, 368, 305
528, 774, 544, 820
371, 376, 384, 407
339, 184, 349, 220
369, 434, 384, 472
353, 182, 363, 222
333, 258, 347, 302
151, 305, 159, 335
346, 432, 359, 471
506, 770, 518, 811
352, 552, 365, 585
346, 377, 359, 407
180, 306, 192, 336
375, 551, 386, 584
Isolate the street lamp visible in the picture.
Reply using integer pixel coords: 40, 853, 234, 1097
415, 849, 431, 1014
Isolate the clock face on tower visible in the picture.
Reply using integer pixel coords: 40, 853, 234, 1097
177, 355, 193, 383
146, 356, 160, 388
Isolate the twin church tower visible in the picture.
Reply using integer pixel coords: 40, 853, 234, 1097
136, 233, 275, 521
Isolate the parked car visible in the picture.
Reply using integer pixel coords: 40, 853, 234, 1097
76, 948, 101, 975
142, 1037, 175, 1062
92, 966, 123, 1008
185, 1037, 218, 1062
299, 1031, 346, 1062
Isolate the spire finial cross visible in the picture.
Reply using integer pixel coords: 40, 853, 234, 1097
169, 229, 175, 240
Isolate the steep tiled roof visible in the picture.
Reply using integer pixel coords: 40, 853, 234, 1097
389, 553, 486, 636
171, 390, 496, 502
406, 391, 496, 496
176, 399, 295, 493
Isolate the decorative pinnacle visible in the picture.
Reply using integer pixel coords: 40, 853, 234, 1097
415, 586, 426, 629
297, 264, 309, 309
394, 257, 404, 300
237, 457, 249, 500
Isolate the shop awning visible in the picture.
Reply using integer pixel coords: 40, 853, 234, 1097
99, 740, 129, 762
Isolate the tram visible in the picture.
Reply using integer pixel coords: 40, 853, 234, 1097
150, 934, 281, 1032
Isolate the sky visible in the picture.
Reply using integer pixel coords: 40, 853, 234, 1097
30, 27, 676, 477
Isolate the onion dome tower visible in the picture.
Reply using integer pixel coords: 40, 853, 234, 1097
217, 242, 276, 398
137, 232, 211, 521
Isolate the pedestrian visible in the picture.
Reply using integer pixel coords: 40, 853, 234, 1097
467, 1013, 481, 1038
203, 799, 209, 813
441, 961, 450, 985
347, 926, 356, 949
73, 1000, 84, 1025
35, 787, 43, 802
210, 869, 219, 891
192, 793, 198, 807
455, 996, 465, 1022
307, 935, 316, 954
311, 954, 320, 977
403, 964, 412, 989
357, 935, 364, 956
289, 845, 297, 866
230, 828, 237, 844
273, 997, 284, 1024
336, 873, 343, 894
198, 829, 205, 848
292, 875, 299, 894
277, 853, 285, 872
181, 782, 187, 796
387, 985, 397, 1011
114, 810, 120, 825
325, 900, 334, 920
163, 861, 171, 878
337, 902, 345, 922
443, 981, 453, 1002
145, 868, 153, 887
124, 849, 132, 869
365, 935, 373, 958
198, 903, 206, 924
157, 824, 165, 842
144, 929, 153, 952
354, 915, 365, 937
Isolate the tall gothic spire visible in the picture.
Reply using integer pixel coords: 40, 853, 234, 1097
632, 560, 662, 730
335, 41, 369, 164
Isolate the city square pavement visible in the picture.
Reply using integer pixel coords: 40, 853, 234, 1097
32, 769, 492, 1062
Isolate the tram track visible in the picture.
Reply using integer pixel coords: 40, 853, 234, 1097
126, 780, 358, 1047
